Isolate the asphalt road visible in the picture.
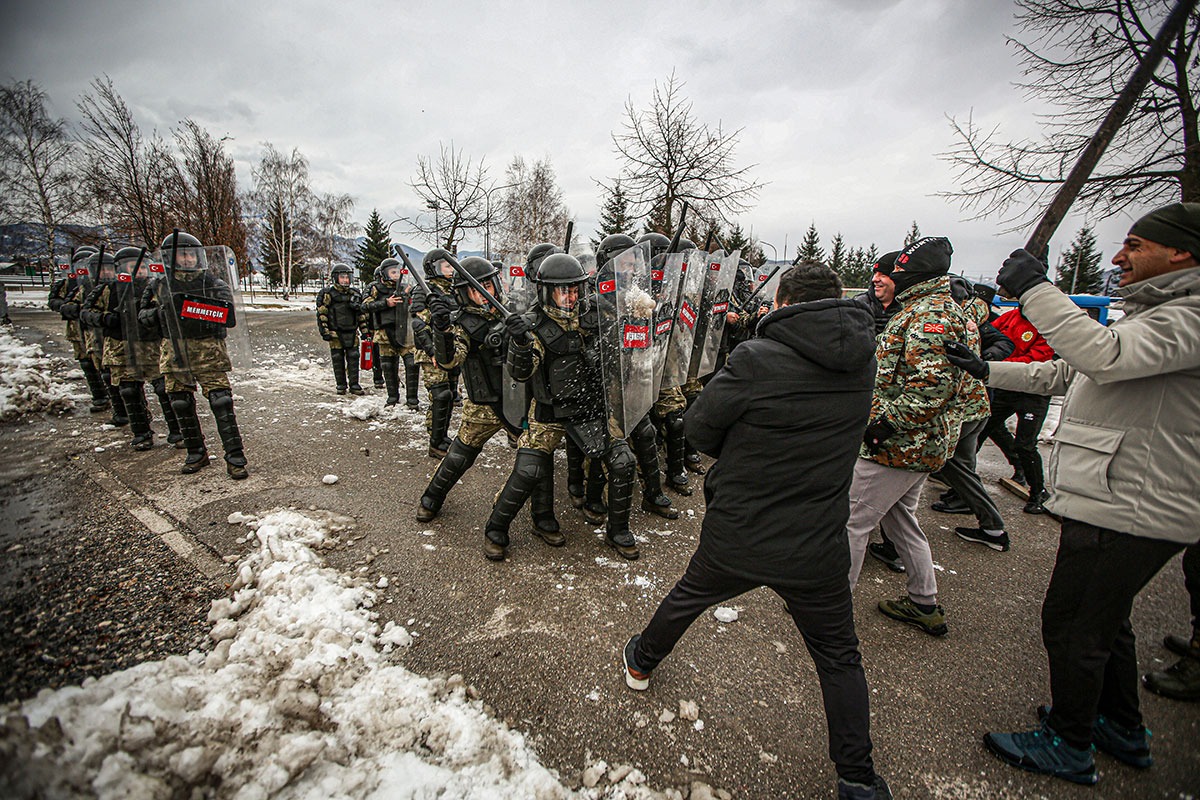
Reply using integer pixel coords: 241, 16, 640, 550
2, 306, 1197, 800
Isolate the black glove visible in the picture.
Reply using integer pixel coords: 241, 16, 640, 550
321, 332, 334, 342
945, 341, 989, 380
504, 313, 534, 345
996, 248, 1050, 300
137, 307, 158, 328
862, 419, 895, 454
102, 312, 120, 329
429, 294, 454, 331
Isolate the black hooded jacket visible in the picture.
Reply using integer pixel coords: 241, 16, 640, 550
684, 297, 877, 587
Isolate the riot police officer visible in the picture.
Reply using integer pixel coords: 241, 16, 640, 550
361, 258, 420, 408
316, 263, 367, 395
412, 249, 460, 457
50, 247, 110, 412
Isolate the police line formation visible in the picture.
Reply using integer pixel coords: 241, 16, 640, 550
41, 201, 1200, 799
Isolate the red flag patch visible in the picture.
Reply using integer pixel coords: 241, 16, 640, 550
622, 324, 649, 348
709, 261, 721, 271
651, 269, 663, 281
598, 279, 615, 294
655, 319, 673, 335
117, 273, 132, 282
923, 322, 946, 334
679, 301, 696, 329
509, 265, 525, 277
149, 262, 165, 273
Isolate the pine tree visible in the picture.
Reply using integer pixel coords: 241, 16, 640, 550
355, 209, 392, 284
793, 223, 825, 264
864, 243, 879, 265
829, 233, 847, 271
841, 247, 872, 291
591, 181, 637, 249
1054, 225, 1104, 294
903, 221, 922, 247
641, 199, 672, 236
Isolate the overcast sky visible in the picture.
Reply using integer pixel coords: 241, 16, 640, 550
2, 0, 1139, 281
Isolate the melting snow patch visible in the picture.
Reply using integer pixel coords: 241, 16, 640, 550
0, 328, 76, 421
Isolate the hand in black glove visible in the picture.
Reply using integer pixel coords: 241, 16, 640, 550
102, 312, 121, 329
862, 419, 896, 454
945, 340, 989, 381
429, 294, 454, 331
504, 313, 534, 345
321, 332, 334, 342
137, 307, 158, 328
996, 248, 1050, 300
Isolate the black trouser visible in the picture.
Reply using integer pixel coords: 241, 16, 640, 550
983, 389, 1050, 492
934, 417, 1004, 530
634, 550, 875, 785
1042, 519, 1184, 749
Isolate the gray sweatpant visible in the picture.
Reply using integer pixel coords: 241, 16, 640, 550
847, 458, 939, 605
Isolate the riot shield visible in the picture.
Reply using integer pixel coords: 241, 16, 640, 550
116, 251, 161, 376
500, 254, 536, 314
379, 262, 414, 349
754, 263, 784, 313
648, 250, 684, 396
688, 249, 741, 380
154, 244, 253, 374
598, 244, 656, 439
660, 249, 704, 390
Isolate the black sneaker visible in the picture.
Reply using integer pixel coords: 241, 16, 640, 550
984, 723, 1097, 785
1023, 490, 1050, 515
837, 775, 892, 800
868, 541, 905, 573
623, 635, 651, 690
931, 499, 972, 515
955, 527, 1010, 552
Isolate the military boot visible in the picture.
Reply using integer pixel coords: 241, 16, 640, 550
208, 388, 248, 480
631, 416, 678, 519
152, 378, 184, 447
416, 439, 481, 521
380, 356, 400, 406
583, 459, 608, 525
331, 350, 348, 394
427, 382, 454, 458
684, 439, 706, 474
101, 370, 129, 426
170, 391, 209, 474
403, 353, 421, 410
605, 444, 640, 560
345, 347, 364, 394
80, 358, 110, 412
120, 381, 155, 451
530, 464, 564, 546
566, 437, 586, 509
1144, 630, 1200, 701
664, 411, 693, 495
483, 448, 548, 561
372, 346, 385, 388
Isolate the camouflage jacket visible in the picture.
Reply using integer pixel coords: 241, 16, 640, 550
862, 275, 971, 472
953, 296, 989, 423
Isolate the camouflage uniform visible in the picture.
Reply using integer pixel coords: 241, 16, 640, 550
414, 273, 456, 437
315, 281, 368, 394
361, 277, 420, 407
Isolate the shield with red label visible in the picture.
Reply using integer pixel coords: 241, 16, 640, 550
689, 249, 741, 380
111, 247, 161, 375
151, 244, 251, 372
662, 248, 707, 389
499, 254, 536, 313
596, 243, 658, 437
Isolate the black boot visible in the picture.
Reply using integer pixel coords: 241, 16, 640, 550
684, 438, 706, 474
566, 437, 586, 509
483, 448, 548, 560
120, 381, 154, 450
80, 359, 109, 412
583, 457, 608, 524
632, 416, 678, 519
530, 462, 564, 546
428, 382, 454, 458
380, 356, 400, 406
331, 350, 348, 394
101, 369, 129, 426
604, 443, 639, 560
371, 343, 384, 388
403, 353, 421, 410
417, 438, 481, 521
345, 347, 364, 394
170, 391, 209, 474
663, 411, 693, 496
209, 388, 248, 480
153, 377, 183, 447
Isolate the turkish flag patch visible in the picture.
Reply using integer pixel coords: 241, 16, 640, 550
709, 261, 721, 271
509, 265, 525, 277
149, 262, 165, 273
923, 322, 945, 334
651, 269, 663, 281
117, 273, 133, 282
598, 279, 615, 294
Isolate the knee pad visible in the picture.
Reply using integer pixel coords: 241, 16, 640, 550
151, 376, 167, 396
208, 388, 234, 412
605, 442, 636, 478
513, 448, 550, 483
429, 382, 453, 405
169, 391, 196, 417
118, 381, 143, 404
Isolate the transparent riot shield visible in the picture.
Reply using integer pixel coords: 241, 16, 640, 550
598, 245, 656, 439
500, 255, 536, 314
754, 263, 784, 312
379, 262, 414, 349
153, 244, 253, 374
688, 249, 741, 380
116, 250, 161, 376
660, 249, 705, 390
648, 250, 684, 397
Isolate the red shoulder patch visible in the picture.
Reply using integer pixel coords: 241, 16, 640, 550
923, 322, 946, 334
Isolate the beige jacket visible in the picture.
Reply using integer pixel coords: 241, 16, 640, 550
988, 266, 1200, 544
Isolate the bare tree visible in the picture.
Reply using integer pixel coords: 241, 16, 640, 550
76, 76, 176, 247
251, 143, 312, 298
310, 191, 357, 276
409, 142, 490, 251
941, 0, 1200, 231
170, 120, 249, 273
608, 71, 762, 232
495, 156, 571, 257
0, 79, 81, 266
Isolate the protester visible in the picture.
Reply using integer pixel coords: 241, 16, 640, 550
946, 202, 1200, 785
622, 262, 890, 800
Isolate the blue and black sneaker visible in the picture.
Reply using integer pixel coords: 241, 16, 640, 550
985, 722, 1098, 785
1037, 704, 1152, 769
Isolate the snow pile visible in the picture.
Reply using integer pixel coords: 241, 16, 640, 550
0, 509, 674, 800
341, 395, 412, 423
0, 327, 76, 421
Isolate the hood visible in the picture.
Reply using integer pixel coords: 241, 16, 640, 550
1117, 264, 1200, 312
756, 297, 877, 372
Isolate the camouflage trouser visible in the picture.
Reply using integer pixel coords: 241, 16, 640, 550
109, 339, 165, 384
86, 330, 104, 370
456, 399, 512, 449
519, 417, 566, 455
65, 322, 86, 359
328, 333, 358, 351
681, 378, 703, 403
160, 338, 232, 397
373, 330, 415, 359
653, 384, 687, 417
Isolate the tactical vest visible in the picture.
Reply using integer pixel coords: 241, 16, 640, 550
367, 281, 404, 328
458, 311, 505, 404
529, 309, 601, 422
98, 284, 125, 340
169, 275, 230, 340
323, 286, 360, 331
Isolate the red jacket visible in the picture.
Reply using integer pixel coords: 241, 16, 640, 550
993, 308, 1054, 363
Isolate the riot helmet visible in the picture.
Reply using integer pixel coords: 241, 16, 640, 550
378, 257, 402, 284
453, 256, 502, 307
422, 248, 455, 281
331, 262, 353, 287
534, 253, 587, 312
595, 234, 636, 269
677, 238, 697, 252
113, 246, 146, 281
636, 232, 671, 261
525, 243, 563, 281
160, 231, 207, 277
71, 246, 98, 265
88, 250, 118, 283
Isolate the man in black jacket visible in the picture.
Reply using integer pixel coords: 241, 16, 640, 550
622, 263, 891, 800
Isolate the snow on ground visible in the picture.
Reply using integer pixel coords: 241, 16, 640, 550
0, 327, 77, 421
0, 508, 682, 800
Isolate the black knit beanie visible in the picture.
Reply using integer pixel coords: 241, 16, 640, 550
1129, 202, 1200, 260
